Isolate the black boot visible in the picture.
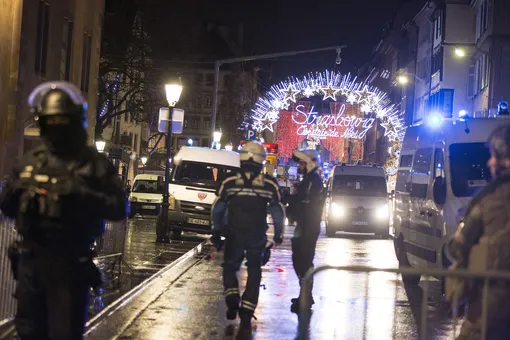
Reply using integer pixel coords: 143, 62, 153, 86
226, 295, 240, 320
238, 309, 253, 333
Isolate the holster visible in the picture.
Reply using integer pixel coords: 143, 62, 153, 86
7, 241, 22, 280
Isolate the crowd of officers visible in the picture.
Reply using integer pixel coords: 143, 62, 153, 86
1, 80, 510, 339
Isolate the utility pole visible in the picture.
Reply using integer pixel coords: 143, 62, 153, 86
210, 45, 347, 140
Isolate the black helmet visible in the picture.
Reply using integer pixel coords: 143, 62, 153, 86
489, 124, 510, 161
27, 81, 89, 154
28, 81, 88, 127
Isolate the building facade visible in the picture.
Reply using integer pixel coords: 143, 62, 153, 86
0, 0, 105, 180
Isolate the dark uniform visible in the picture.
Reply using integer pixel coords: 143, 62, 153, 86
447, 124, 510, 340
212, 159, 284, 329
287, 149, 324, 312
0, 81, 127, 340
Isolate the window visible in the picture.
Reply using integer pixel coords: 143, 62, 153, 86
332, 175, 387, 197
203, 118, 211, 129
431, 47, 443, 79
195, 73, 203, 85
35, 1, 50, 74
172, 161, 238, 190
184, 118, 189, 129
80, 33, 92, 92
134, 134, 138, 151
477, 54, 489, 91
449, 143, 491, 197
190, 117, 200, 129
205, 74, 214, 84
124, 113, 128, 122
434, 13, 442, 40
396, 154, 413, 193
428, 89, 454, 117
410, 148, 432, 198
380, 70, 390, 79
204, 96, 212, 107
132, 179, 164, 194
60, 19, 73, 80
399, 155, 413, 168
476, 0, 491, 39
467, 64, 476, 98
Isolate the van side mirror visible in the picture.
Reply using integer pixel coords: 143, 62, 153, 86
433, 176, 447, 205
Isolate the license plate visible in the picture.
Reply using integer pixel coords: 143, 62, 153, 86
352, 221, 368, 225
142, 205, 156, 210
187, 218, 209, 226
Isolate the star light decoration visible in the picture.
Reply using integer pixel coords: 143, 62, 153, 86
248, 70, 407, 176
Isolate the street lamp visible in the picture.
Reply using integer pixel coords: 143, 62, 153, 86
141, 156, 148, 166
454, 47, 467, 58
157, 77, 183, 243
397, 75, 409, 85
212, 130, 222, 150
95, 136, 106, 153
187, 138, 193, 146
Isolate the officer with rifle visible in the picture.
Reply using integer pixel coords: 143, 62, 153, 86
0, 81, 127, 340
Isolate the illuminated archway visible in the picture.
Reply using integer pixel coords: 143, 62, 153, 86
250, 70, 406, 179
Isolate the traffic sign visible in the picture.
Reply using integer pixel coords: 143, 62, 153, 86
246, 129, 256, 140
158, 107, 185, 134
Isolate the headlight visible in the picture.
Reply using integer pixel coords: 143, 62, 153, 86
330, 202, 345, 217
130, 196, 137, 203
169, 194, 176, 210
375, 204, 389, 219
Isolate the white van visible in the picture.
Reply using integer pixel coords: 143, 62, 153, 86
324, 164, 390, 238
128, 174, 164, 218
162, 146, 240, 238
393, 118, 510, 286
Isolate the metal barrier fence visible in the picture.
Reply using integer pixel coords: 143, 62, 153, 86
0, 216, 128, 325
0, 216, 19, 322
297, 265, 510, 340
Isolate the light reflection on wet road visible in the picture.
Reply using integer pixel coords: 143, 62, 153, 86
89, 225, 463, 340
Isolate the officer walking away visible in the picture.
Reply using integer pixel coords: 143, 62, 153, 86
211, 141, 284, 333
446, 124, 510, 340
287, 149, 324, 313
0, 81, 127, 340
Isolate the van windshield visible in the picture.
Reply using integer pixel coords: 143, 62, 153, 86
449, 143, 491, 197
173, 161, 238, 189
132, 180, 164, 194
332, 175, 387, 197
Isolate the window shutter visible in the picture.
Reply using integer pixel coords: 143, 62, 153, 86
467, 64, 475, 98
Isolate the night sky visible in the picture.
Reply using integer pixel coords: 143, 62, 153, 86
240, 0, 402, 81
115, 0, 402, 82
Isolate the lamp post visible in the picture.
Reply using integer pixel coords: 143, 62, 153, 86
95, 136, 106, 153
157, 78, 183, 243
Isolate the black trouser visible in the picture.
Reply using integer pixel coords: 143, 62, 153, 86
223, 232, 266, 318
15, 252, 92, 340
292, 222, 320, 301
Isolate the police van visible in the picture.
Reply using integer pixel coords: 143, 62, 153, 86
393, 116, 510, 286
160, 146, 240, 238
324, 164, 390, 238
128, 174, 164, 218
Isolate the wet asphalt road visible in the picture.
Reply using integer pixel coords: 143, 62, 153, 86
90, 216, 207, 316
88, 225, 462, 340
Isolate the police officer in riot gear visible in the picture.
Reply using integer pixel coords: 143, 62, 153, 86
0, 81, 127, 340
287, 149, 324, 313
211, 141, 284, 332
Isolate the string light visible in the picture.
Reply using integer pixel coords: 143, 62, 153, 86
250, 70, 406, 176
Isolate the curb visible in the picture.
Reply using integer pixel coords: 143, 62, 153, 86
85, 240, 209, 337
